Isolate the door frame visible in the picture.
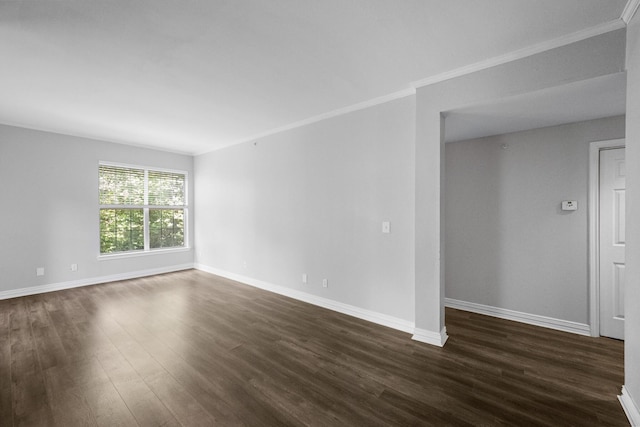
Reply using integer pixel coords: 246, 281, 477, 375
589, 138, 625, 337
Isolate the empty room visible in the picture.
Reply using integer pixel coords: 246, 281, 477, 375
1, 1, 640, 426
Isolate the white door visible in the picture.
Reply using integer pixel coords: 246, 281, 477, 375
599, 147, 625, 340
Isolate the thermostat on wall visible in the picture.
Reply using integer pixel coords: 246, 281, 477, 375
561, 201, 578, 211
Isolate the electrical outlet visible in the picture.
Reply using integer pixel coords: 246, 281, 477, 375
71, 264, 78, 272
322, 279, 328, 288
36, 267, 45, 276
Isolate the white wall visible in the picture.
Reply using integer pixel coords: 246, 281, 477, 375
445, 117, 625, 324
624, 10, 640, 421
194, 96, 416, 323
0, 124, 194, 296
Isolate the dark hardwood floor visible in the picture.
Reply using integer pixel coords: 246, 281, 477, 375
0, 269, 628, 426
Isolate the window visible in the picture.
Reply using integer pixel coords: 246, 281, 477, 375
99, 163, 187, 255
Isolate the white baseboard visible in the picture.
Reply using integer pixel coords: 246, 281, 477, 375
412, 327, 448, 347
620, 386, 640, 427
0, 263, 195, 300
195, 264, 416, 334
445, 298, 591, 336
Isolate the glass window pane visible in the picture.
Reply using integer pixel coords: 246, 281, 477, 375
148, 171, 185, 206
149, 209, 185, 249
99, 166, 145, 205
99, 164, 187, 255
100, 208, 144, 253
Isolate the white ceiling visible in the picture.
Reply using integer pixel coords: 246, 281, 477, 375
0, 0, 630, 154
444, 72, 627, 143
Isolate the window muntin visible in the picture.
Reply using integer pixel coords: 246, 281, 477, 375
99, 163, 187, 255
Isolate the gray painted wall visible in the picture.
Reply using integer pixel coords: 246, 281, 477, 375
194, 96, 416, 322
0, 124, 194, 294
445, 116, 625, 324
625, 11, 640, 415
415, 29, 627, 335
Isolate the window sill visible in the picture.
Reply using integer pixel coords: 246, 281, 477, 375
97, 247, 191, 261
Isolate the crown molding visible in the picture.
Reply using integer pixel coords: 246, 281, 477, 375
0, 120, 195, 156
197, 17, 626, 156
412, 19, 625, 89
196, 87, 416, 156
622, 0, 640, 23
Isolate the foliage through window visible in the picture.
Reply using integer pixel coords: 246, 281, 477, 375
99, 164, 187, 254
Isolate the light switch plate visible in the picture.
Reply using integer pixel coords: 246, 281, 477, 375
382, 221, 390, 233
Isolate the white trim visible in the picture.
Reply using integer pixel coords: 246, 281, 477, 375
98, 162, 190, 254
195, 19, 625, 156
589, 139, 626, 337
0, 264, 195, 300
445, 298, 591, 336
622, 0, 640, 24
412, 327, 448, 347
196, 88, 416, 155
412, 19, 625, 89
619, 386, 640, 426
97, 246, 191, 261
6, 18, 627, 159
98, 160, 190, 177
195, 264, 415, 334
0, 121, 195, 156
143, 168, 151, 249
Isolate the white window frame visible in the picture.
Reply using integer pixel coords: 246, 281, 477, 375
98, 161, 189, 260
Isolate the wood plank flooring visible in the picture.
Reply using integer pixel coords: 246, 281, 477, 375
0, 269, 628, 426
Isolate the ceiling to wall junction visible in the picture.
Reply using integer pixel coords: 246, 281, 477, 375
0, 0, 630, 154
444, 72, 627, 143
